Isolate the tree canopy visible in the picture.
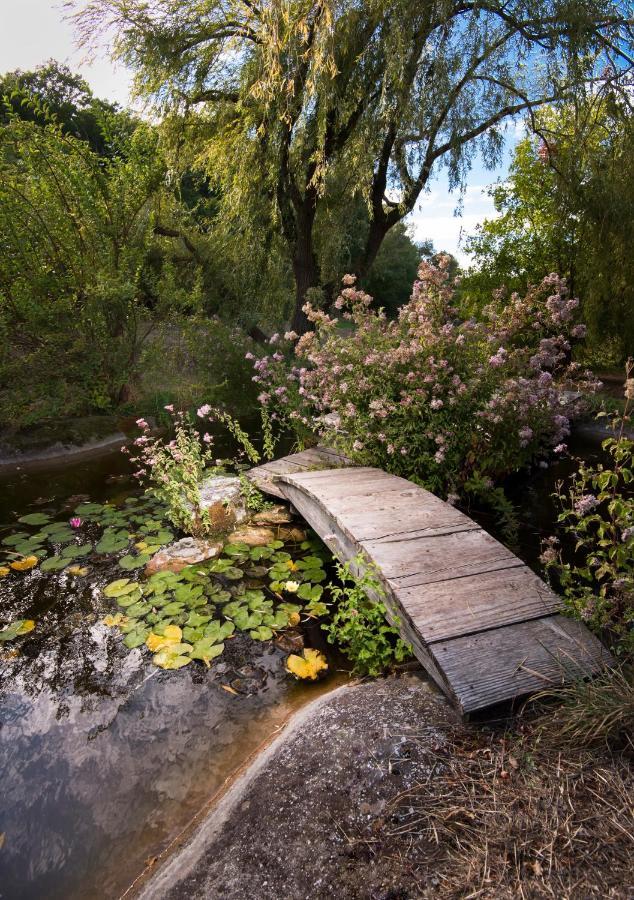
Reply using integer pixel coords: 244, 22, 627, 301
75, 0, 633, 330
462, 88, 634, 361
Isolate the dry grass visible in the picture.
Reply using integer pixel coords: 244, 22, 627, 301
363, 723, 634, 898
533, 666, 634, 750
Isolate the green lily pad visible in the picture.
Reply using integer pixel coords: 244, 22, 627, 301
116, 590, 144, 608
189, 637, 224, 666
125, 601, 153, 618
183, 626, 205, 643
61, 543, 93, 558
18, 513, 51, 526
103, 578, 137, 598
186, 611, 213, 627
2, 532, 30, 547
118, 553, 151, 571
153, 643, 193, 669
0, 619, 36, 641
40, 555, 68, 572
123, 625, 150, 648
223, 542, 251, 557
249, 626, 273, 641
161, 601, 186, 616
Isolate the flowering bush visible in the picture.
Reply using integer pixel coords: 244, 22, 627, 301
541, 362, 634, 654
253, 259, 597, 498
125, 407, 262, 536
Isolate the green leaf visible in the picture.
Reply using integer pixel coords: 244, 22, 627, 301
40, 555, 68, 572
103, 578, 138, 598
249, 626, 273, 641
153, 643, 193, 669
116, 589, 144, 608
61, 543, 93, 558
189, 637, 224, 666
118, 553, 151, 570
18, 513, 51, 526
0, 619, 35, 641
123, 625, 150, 648
2, 532, 30, 547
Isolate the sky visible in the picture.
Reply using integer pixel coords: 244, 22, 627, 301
0, 0, 513, 266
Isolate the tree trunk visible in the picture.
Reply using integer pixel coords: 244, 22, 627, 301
358, 216, 391, 281
290, 198, 320, 334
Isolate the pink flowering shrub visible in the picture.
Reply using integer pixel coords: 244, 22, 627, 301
125, 410, 219, 536
254, 259, 597, 498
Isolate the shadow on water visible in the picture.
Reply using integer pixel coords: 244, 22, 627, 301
0, 443, 345, 900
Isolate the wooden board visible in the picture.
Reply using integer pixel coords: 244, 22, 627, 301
247, 453, 613, 715
247, 446, 352, 498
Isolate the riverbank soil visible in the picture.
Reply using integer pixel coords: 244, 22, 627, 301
137, 672, 633, 900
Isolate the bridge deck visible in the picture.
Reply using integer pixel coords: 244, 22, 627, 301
248, 448, 612, 715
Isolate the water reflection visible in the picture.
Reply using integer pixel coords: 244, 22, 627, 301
0, 448, 338, 899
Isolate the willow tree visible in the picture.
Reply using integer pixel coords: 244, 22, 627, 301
75, 0, 632, 332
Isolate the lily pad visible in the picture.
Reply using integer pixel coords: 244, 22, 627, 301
118, 553, 151, 571
40, 555, 68, 572
0, 619, 36, 641
123, 625, 151, 648
152, 643, 193, 669
250, 626, 273, 641
2, 533, 30, 547
189, 637, 224, 666
17, 513, 51, 526
61, 543, 92, 559
115, 590, 144, 608
103, 578, 138, 598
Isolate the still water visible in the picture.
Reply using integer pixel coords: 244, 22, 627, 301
0, 448, 341, 900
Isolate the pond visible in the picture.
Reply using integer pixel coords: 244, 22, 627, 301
0, 447, 345, 900
0, 429, 604, 899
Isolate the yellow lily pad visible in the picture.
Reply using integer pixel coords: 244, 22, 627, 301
10, 555, 39, 572
152, 642, 193, 669
66, 565, 89, 576
0, 566, 10, 577
286, 648, 328, 681
146, 624, 183, 652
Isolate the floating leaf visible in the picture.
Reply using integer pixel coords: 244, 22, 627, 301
2, 533, 30, 547
286, 648, 328, 680
9, 555, 39, 572
146, 624, 183, 652
103, 613, 126, 627
250, 626, 273, 641
125, 601, 152, 618
0, 619, 35, 641
153, 643, 193, 669
17, 513, 51, 526
61, 543, 92, 559
186, 611, 212, 628
40, 555, 67, 572
103, 578, 136, 598
118, 553, 151, 571
65, 565, 89, 577
189, 637, 224, 666
161, 601, 185, 616
223, 542, 251, 557
123, 625, 151, 649
0, 566, 10, 577
116, 589, 144, 608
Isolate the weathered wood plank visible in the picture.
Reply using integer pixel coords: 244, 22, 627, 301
247, 453, 613, 715
433, 616, 612, 714
402, 565, 561, 644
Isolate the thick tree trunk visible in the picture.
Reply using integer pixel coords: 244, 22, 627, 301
290, 198, 320, 334
359, 218, 390, 281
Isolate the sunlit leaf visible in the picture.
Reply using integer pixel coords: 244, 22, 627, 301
153, 643, 193, 669
146, 624, 183, 652
0, 566, 10, 577
124, 625, 151, 649
286, 648, 328, 680
0, 619, 36, 641
103, 578, 138, 598
40, 555, 67, 572
103, 613, 127, 627
250, 626, 273, 641
65, 565, 90, 576
9, 555, 39, 572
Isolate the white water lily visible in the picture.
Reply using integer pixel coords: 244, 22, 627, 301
284, 580, 300, 593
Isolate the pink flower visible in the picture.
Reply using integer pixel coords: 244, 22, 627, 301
135, 418, 149, 430
197, 404, 212, 418
352, 440, 364, 451
554, 443, 567, 454
69, 517, 82, 528
164, 404, 174, 412
203, 433, 213, 444
245, 352, 255, 360
284, 331, 298, 341
342, 274, 356, 286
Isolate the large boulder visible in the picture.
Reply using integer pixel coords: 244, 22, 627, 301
197, 475, 248, 533
145, 537, 222, 575
252, 505, 294, 526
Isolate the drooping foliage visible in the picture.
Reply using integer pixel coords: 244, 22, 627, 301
74, 0, 632, 330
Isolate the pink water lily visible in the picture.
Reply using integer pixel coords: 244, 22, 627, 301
69, 517, 82, 528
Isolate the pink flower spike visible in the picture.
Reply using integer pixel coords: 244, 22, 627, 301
197, 404, 212, 418
69, 517, 82, 528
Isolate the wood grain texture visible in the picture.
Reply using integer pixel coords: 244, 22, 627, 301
247, 453, 613, 715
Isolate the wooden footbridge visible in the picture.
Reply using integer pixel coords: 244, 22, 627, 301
248, 446, 612, 716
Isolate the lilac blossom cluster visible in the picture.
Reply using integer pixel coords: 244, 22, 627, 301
252, 260, 597, 496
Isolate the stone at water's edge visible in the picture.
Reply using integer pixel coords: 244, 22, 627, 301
145, 537, 223, 575
197, 475, 248, 533
275, 525, 307, 543
227, 526, 276, 547
252, 505, 293, 526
